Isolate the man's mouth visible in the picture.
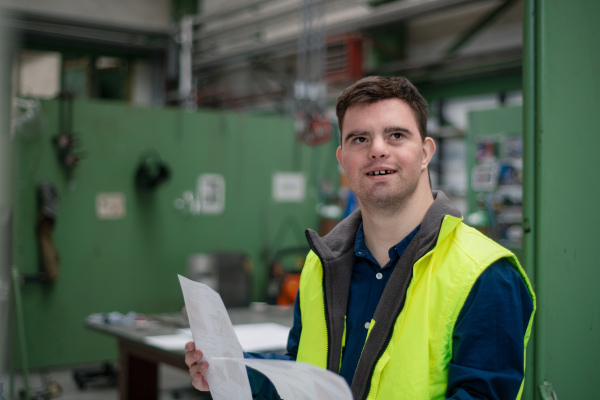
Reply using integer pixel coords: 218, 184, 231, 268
366, 170, 396, 176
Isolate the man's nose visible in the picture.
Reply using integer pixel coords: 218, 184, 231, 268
369, 137, 389, 158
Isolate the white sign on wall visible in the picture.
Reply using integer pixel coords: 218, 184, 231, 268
198, 174, 225, 214
273, 173, 305, 202
96, 193, 126, 219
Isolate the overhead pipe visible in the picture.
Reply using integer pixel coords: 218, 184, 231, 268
189, 0, 278, 26
341, 0, 497, 31
194, 0, 332, 42
5, 11, 169, 52
193, 0, 497, 70
372, 46, 522, 82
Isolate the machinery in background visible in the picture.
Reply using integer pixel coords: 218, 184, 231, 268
72, 363, 118, 391
188, 252, 252, 308
468, 134, 523, 248
266, 247, 309, 306
294, 0, 331, 147
466, 106, 523, 257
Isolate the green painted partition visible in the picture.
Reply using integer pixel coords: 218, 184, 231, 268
13, 99, 339, 368
526, 1, 600, 398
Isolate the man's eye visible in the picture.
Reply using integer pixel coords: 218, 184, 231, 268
391, 133, 403, 139
352, 137, 366, 143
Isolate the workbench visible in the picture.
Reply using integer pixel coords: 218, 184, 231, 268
87, 306, 294, 400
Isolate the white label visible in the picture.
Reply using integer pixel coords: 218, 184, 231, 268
96, 193, 126, 219
198, 174, 225, 214
471, 164, 499, 192
273, 173, 305, 202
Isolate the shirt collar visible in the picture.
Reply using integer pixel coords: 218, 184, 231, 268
354, 222, 421, 268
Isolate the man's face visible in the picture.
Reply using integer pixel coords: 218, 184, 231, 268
336, 98, 435, 210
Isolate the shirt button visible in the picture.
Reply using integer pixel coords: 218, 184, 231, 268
364, 322, 370, 329
376, 272, 383, 280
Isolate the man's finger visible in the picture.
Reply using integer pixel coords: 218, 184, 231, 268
184, 341, 196, 352
189, 361, 206, 378
185, 349, 203, 368
191, 361, 210, 391
192, 371, 210, 391
199, 361, 209, 373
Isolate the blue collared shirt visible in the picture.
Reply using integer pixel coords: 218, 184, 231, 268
338, 222, 420, 385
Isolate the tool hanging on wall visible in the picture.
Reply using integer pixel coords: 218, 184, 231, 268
294, 0, 332, 146
23, 181, 60, 284
134, 150, 171, 191
52, 92, 82, 175
37, 181, 60, 282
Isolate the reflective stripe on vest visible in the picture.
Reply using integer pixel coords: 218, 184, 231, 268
296, 215, 536, 400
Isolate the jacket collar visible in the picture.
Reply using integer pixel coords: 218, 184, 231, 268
305, 190, 462, 262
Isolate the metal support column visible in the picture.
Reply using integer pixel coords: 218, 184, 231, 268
0, 7, 15, 399
522, 0, 539, 398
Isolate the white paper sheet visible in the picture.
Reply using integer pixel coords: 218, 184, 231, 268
217, 358, 353, 400
235, 323, 290, 352
145, 333, 191, 350
179, 323, 289, 352
178, 275, 352, 400
179, 275, 252, 400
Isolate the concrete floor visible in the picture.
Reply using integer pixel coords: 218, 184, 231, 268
2, 364, 209, 400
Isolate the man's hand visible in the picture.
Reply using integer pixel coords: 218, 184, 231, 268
185, 341, 210, 391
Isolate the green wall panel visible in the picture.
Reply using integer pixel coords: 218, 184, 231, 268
14, 100, 338, 368
533, 1, 600, 397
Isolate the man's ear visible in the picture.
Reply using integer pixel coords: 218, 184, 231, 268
336, 145, 344, 168
421, 137, 436, 171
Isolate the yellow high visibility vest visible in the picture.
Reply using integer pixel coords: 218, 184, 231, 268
297, 215, 536, 400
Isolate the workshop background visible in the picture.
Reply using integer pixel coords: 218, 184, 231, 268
0, 0, 598, 399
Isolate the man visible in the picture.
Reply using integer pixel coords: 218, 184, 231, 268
186, 76, 536, 399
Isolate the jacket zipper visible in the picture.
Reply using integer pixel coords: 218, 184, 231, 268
321, 258, 331, 370
360, 250, 433, 400
361, 327, 395, 400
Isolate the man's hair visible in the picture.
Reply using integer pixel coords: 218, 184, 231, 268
336, 76, 429, 141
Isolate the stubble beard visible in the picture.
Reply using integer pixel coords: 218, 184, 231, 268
354, 173, 421, 218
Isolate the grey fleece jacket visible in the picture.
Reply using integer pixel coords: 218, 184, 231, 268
303, 190, 461, 400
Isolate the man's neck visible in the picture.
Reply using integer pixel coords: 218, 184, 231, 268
360, 188, 434, 267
